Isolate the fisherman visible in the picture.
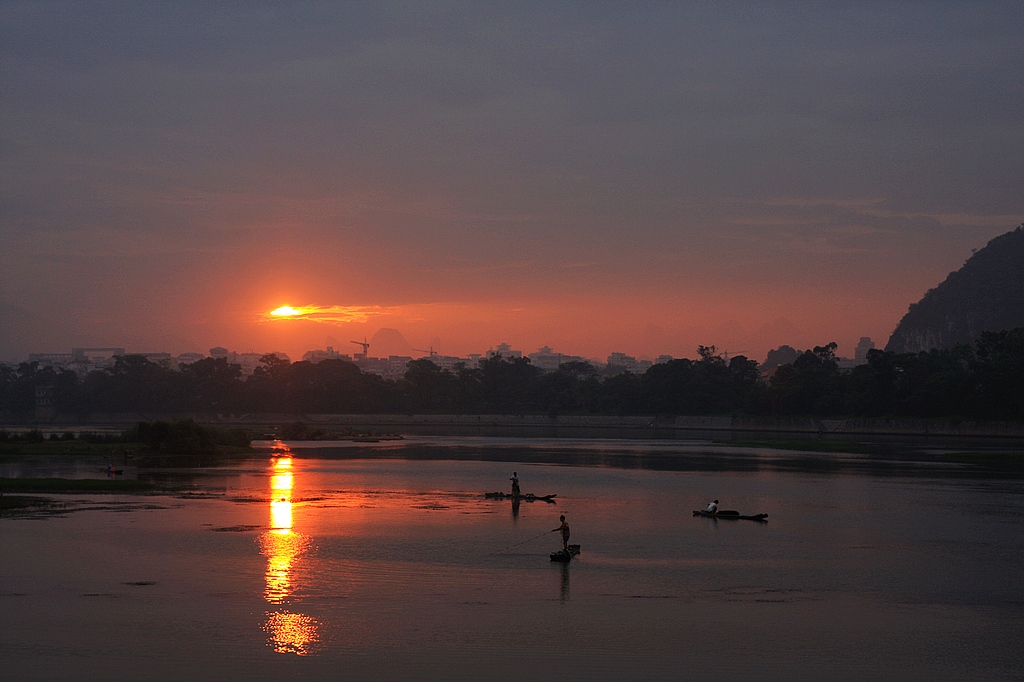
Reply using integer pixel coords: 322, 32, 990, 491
705, 499, 719, 514
552, 514, 570, 551
510, 471, 520, 497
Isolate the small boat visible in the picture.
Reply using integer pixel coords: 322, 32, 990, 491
484, 492, 557, 503
692, 510, 768, 522
550, 544, 581, 563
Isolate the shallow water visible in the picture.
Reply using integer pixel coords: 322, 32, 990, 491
1, 437, 1022, 680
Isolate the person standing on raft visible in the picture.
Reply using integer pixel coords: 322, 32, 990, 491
552, 515, 570, 551
510, 471, 520, 497
705, 499, 719, 513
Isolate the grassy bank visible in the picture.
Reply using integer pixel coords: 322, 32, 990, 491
0, 477, 158, 493
940, 452, 1024, 470
0, 495, 53, 512
717, 439, 888, 454
0, 441, 143, 457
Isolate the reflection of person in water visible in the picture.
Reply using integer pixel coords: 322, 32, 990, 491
510, 471, 520, 497
560, 562, 570, 602
552, 515, 570, 551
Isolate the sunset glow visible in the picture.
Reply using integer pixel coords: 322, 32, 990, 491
2, 3, 1019, 370
264, 304, 396, 325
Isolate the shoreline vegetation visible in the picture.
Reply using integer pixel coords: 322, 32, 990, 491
0, 477, 158, 493
0, 477, 162, 515
2, 329, 1022, 424
0, 418, 401, 457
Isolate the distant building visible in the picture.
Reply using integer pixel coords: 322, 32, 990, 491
72, 347, 124, 363
385, 356, 413, 380
34, 384, 56, 422
836, 337, 877, 371
302, 346, 351, 363
231, 352, 264, 375
176, 352, 205, 365
71, 347, 124, 372
27, 353, 73, 370
197, 348, 292, 375
353, 356, 389, 379
655, 355, 674, 364
27, 348, 123, 375
607, 352, 651, 374
425, 355, 467, 373
226, 350, 290, 375
139, 352, 173, 368
486, 342, 522, 360
527, 346, 589, 372
855, 337, 876, 362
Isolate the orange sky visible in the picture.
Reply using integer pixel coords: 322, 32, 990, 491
1, 4, 1021, 364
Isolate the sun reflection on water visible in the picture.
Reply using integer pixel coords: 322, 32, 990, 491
262, 611, 321, 656
259, 453, 321, 655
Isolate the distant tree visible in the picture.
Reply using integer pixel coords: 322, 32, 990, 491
537, 361, 601, 417
178, 357, 243, 411
762, 345, 800, 370
399, 359, 458, 412
769, 343, 842, 415
254, 353, 290, 376
475, 354, 542, 413
971, 328, 1024, 419
697, 345, 723, 364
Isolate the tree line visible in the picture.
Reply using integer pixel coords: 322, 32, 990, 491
1, 329, 1021, 421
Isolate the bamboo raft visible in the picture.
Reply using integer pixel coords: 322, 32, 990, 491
692, 510, 768, 522
550, 544, 581, 563
484, 492, 557, 503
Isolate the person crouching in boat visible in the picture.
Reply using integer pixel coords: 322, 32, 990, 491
705, 499, 719, 514
510, 471, 520, 497
552, 515, 570, 551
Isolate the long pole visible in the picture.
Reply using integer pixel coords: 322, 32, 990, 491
490, 529, 551, 555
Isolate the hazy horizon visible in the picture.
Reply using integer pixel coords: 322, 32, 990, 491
3, 3, 1021, 364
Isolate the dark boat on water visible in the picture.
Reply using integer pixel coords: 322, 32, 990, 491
550, 544, 581, 563
484, 492, 557, 503
692, 510, 768, 522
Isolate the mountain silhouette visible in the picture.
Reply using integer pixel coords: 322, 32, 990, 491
370, 328, 413, 357
886, 225, 1024, 353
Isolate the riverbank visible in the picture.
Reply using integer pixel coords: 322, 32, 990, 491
0, 477, 158, 493
6, 413, 1023, 442
0, 477, 161, 515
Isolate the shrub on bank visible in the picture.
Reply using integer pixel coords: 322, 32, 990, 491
123, 419, 251, 454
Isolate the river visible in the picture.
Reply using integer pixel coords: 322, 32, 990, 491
1, 436, 1021, 680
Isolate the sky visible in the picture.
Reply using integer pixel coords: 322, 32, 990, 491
2, 2, 1022, 364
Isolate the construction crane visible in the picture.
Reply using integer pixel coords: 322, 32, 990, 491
412, 347, 438, 357
350, 338, 370, 356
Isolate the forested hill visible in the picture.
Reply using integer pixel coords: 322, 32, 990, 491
886, 225, 1024, 353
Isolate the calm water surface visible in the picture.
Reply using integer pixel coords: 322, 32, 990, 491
1, 436, 1022, 680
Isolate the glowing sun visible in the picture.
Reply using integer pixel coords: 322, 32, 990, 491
264, 304, 396, 323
